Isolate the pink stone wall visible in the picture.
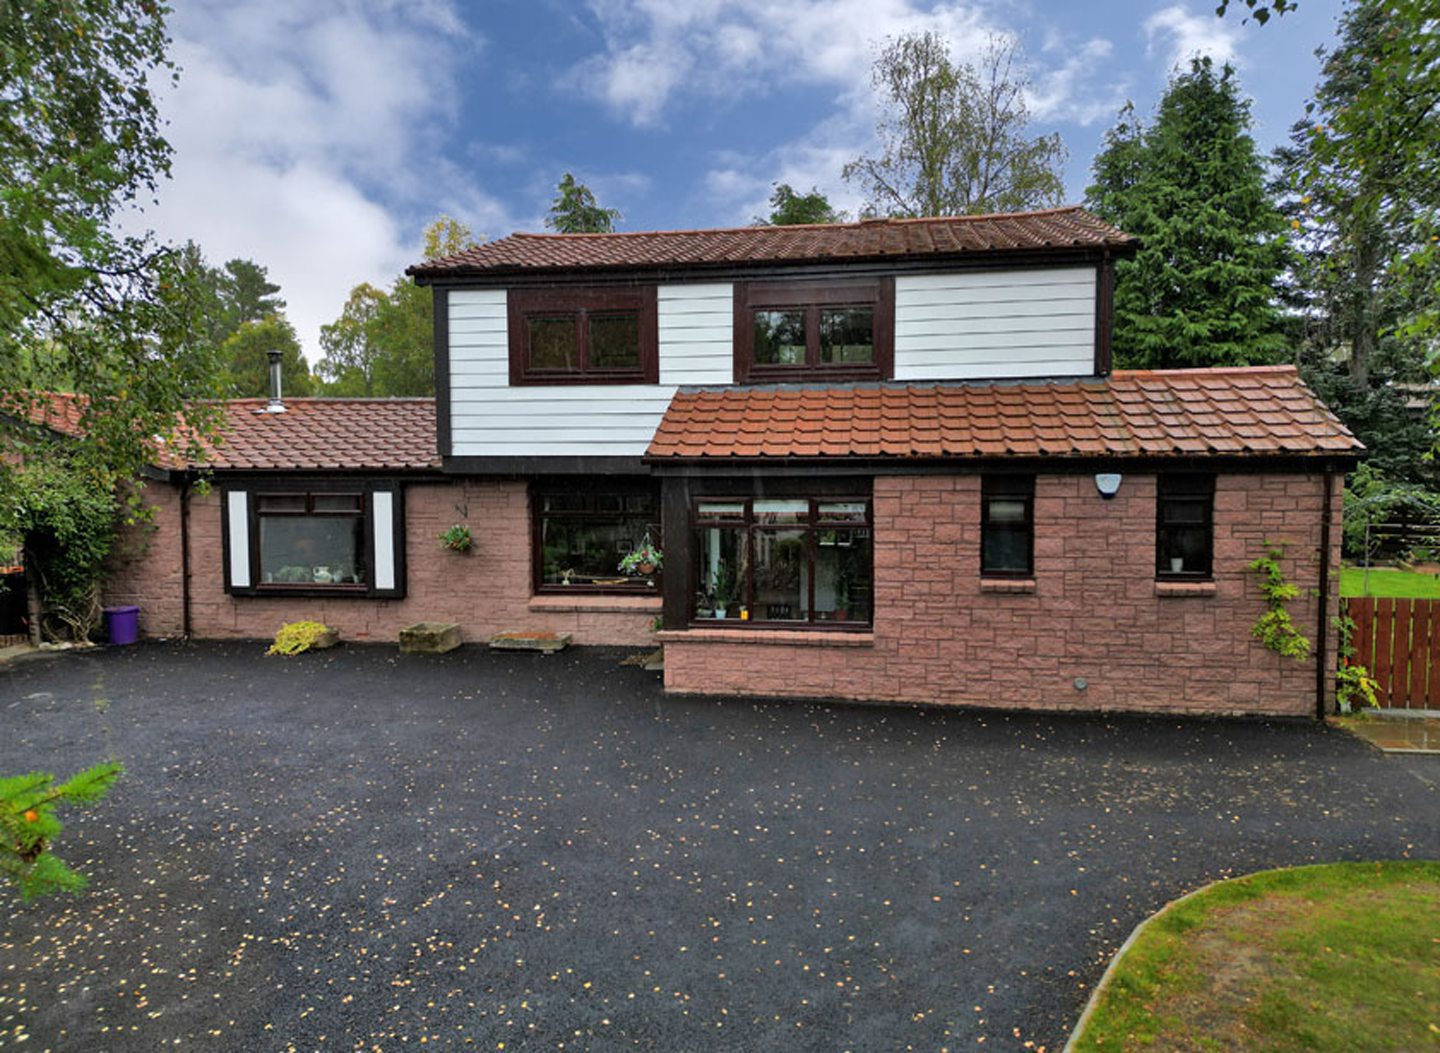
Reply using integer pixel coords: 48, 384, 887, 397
661, 472, 1343, 717
104, 479, 659, 645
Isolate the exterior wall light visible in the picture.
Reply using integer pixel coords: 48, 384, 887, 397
1094, 473, 1123, 499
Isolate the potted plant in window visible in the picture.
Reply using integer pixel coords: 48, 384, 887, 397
618, 535, 662, 578
711, 562, 737, 620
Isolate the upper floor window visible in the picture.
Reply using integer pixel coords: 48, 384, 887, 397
981, 475, 1034, 577
508, 287, 659, 385
1156, 474, 1214, 579
733, 277, 894, 382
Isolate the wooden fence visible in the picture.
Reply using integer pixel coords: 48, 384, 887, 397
1345, 597, 1440, 710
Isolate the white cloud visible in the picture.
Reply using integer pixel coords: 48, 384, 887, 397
1144, 4, 1243, 70
129, 0, 523, 363
1029, 36, 1128, 127
571, 0, 998, 127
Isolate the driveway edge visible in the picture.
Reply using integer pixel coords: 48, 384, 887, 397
1061, 880, 1217, 1053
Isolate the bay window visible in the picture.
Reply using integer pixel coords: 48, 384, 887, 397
693, 497, 872, 626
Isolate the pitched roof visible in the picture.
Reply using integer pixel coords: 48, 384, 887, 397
7, 393, 438, 472
645, 366, 1362, 461
408, 206, 1135, 279
200, 399, 438, 471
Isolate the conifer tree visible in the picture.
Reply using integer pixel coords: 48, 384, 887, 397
1087, 59, 1291, 369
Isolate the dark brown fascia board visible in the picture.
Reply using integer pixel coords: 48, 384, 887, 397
409, 244, 1137, 289
441, 454, 649, 476
643, 453, 1362, 477
176, 466, 447, 483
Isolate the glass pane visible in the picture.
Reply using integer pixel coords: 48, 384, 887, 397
819, 307, 874, 364
695, 526, 747, 619
312, 494, 362, 513
697, 501, 746, 522
816, 527, 872, 622
260, 517, 366, 585
540, 510, 655, 587
754, 499, 808, 525
753, 309, 806, 365
257, 494, 306, 513
982, 526, 1030, 574
543, 493, 588, 513
817, 502, 867, 524
753, 528, 808, 621
987, 498, 1028, 525
1162, 498, 1208, 526
1161, 526, 1209, 574
589, 313, 641, 369
624, 494, 656, 514
528, 315, 579, 371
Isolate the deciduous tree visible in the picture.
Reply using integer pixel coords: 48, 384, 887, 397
754, 184, 846, 225
843, 33, 1066, 218
316, 217, 478, 397
0, 0, 225, 476
221, 316, 313, 399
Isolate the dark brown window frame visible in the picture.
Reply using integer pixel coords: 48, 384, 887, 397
1156, 473, 1215, 580
508, 286, 659, 386
531, 480, 662, 595
690, 496, 873, 629
224, 480, 407, 600
980, 475, 1035, 578
733, 277, 894, 383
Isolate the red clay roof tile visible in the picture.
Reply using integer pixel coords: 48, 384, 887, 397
645, 366, 1361, 462
409, 207, 1134, 278
13, 394, 438, 472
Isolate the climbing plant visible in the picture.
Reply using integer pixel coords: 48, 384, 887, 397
1248, 543, 1311, 660
1332, 614, 1381, 713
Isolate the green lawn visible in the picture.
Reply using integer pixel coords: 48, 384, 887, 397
1340, 566, 1440, 598
1070, 861, 1440, 1053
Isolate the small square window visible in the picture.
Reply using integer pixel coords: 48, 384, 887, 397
819, 307, 874, 364
527, 316, 579, 371
753, 310, 807, 365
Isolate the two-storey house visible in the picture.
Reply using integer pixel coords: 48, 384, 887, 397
97, 207, 1360, 717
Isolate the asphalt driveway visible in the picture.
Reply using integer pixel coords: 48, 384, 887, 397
1, 643, 1435, 1052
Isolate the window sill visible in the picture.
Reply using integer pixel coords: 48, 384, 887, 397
980, 578, 1036, 594
1155, 580, 1217, 597
656, 628, 875, 648
529, 594, 662, 614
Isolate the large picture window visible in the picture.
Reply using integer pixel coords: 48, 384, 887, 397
692, 498, 872, 626
534, 486, 661, 592
981, 475, 1034, 577
1156, 474, 1214, 579
256, 492, 368, 589
508, 287, 658, 385
733, 278, 894, 382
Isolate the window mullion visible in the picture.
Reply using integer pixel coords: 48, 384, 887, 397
576, 308, 589, 373
806, 303, 820, 367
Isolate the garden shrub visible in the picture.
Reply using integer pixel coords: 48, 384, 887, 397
267, 620, 336, 656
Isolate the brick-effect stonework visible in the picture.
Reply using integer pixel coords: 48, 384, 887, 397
663, 473, 1342, 717
104, 479, 658, 646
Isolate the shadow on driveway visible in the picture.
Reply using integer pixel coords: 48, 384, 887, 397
1, 642, 1435, 1051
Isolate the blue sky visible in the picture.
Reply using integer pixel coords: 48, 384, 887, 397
145, 0, 1346, 359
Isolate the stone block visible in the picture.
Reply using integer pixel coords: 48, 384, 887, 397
490, 630, 572, 654
400, 621, 462, 654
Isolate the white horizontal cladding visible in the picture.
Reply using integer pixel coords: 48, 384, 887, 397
658, 282, 732, 386
894, 266, 1097, 380
446, 284, 732, 457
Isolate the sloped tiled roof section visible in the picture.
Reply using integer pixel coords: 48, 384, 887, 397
9, 393, 438, 472
645, 366, 1363, 461
202, 399, 438, 471
408, 206, 1136, 278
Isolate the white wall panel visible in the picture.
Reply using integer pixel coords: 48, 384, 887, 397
446, 284, 732, 457
894, 267, 1096, 380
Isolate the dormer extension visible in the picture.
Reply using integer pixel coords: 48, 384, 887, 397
409, 206, 1137, 473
